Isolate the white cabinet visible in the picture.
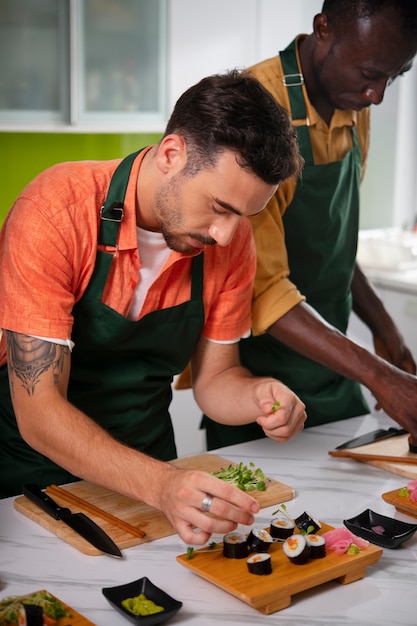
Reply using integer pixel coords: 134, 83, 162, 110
0, 0, 167, 131
348, 277, 417, 373
378, 286, 417, 361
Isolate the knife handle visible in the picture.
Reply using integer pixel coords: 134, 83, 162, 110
23, 484, 70, 520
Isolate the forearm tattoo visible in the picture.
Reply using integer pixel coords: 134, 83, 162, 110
6, 333, 69, 396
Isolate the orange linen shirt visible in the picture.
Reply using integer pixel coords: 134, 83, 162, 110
0, 148, 256, 367
247, 36, 370, 335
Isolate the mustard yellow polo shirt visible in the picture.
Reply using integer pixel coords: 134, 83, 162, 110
247, 36, 370, 336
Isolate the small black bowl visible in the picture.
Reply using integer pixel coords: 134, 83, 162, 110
102, 576, 182, 625
343, 509, 417, 549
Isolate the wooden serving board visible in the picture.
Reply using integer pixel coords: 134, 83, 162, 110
14, 454, 294, 556
176, 523, 383, 614
329, 434, 417, 480
382, 488, 417, 519
0, 590, 94, 625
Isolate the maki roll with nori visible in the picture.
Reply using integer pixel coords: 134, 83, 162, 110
18, 604, 44, 626
246, 527, 273, 553
270, 517, 295, 540
295, 511, 321, 534
223, 531, 248, 559
247, 552, 272, 575
306, 533, 326, 558
283, 534, 310, 564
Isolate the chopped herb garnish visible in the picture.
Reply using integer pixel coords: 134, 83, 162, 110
211, 462, 269, 491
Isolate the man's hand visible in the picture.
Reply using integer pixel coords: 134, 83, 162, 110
254, 379, 306, 442
156, 466, 260, 545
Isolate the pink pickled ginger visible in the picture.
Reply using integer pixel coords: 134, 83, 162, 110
322, 527, 369, 555
406, 480, 417, 502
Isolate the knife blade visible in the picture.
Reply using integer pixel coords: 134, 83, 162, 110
335, 427, 408, 450
23, 484, 123, 558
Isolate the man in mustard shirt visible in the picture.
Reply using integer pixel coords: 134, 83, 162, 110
201, 0, 417, 449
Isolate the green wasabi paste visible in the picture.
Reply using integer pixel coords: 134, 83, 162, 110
122, 593, 164, 616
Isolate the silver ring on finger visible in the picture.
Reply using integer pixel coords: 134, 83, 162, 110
201, 494, 213, 513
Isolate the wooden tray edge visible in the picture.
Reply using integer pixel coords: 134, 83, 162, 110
381, 489, 417, 519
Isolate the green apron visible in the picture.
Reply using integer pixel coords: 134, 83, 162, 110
0, 151, 205, 497
203, 39, 368, 450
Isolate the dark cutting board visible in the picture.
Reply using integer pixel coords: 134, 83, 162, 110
14, 454, 294, 555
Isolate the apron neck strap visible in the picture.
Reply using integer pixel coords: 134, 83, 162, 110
98, 150, 142, 248
279, 39, 314, 165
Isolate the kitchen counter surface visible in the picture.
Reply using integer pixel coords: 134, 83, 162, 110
362, 267, 417, 295
1, 413, 417, 625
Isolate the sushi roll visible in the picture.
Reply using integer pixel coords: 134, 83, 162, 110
223, 531, 248, 559
18, 604, 44, 626
270, 517, 295, 540
294, 511, 321, 534
306, 534, 326, 558
246, 527, 273, 553
247, 552, 272, 575
283, 534, 310, 565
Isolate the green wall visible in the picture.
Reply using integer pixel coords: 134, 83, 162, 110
0, 132, 163, 224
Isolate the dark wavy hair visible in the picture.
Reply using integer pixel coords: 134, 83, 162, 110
163, 70, 303, 186
322, 0, 417, 35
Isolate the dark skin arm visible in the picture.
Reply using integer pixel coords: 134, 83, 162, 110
267, 293, 417, 445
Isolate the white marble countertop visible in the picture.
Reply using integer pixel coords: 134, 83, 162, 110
1, 413, 417, 626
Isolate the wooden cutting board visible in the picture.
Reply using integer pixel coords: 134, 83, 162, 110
0, 590, 94, 625
176, 522, 383, 614
14, 454, 294, 556
329, 434, 417, 480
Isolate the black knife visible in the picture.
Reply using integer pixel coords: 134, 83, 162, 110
23, 484, 123, 558
335, 427, 408, 450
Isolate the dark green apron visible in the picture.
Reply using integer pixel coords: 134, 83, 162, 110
203, 39, 368, 450
0, 151, 205, 497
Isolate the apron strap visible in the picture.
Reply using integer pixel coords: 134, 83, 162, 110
84, 150, 142, 300
190, 250, 204, 301
98, 150, 142, 248
279, 39, 314, 165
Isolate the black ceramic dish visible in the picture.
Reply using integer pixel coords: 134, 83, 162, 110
343, 508, 417, 549
102, 576, 182, 625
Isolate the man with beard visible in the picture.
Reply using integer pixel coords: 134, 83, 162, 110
198, 0, 417, 450
0, 70, 306, 545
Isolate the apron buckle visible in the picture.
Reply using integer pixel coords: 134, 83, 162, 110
283, 73, 304, 87
100, 202, 124, 223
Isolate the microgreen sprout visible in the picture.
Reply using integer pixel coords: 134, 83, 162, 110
398, 487, 410, 497
271, 401, 281, 413
186, 542, 221, 559
272, 503, 293, 521
211, 462, 269, 492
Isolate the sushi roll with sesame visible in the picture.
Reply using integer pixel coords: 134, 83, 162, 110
246, 527, 273, 553
294, 511, 321, 534
306, 534, 326, 558
223, 531, 248, 559
247, 552, 272, 575
283, 534, 310, 565
270, 517, 295, 540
